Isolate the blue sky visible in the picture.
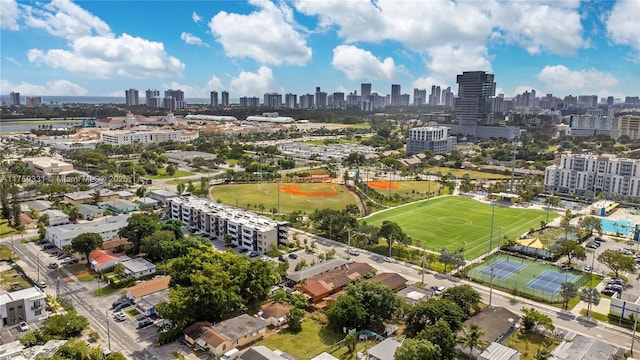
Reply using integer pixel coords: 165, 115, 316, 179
1, 0, 639, 101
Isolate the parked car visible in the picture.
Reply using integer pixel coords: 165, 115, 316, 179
137, 318, 153, 329
114, 302, 131, 311
17, 322, 29, 332
434, 286, 446, 296
594, 237, 606, 242
42, 244, 55, 250
247, 251, 259, 258
561, 265, 572, 271
113, 312, 127, 322
36, 281, 47, 288
601, 289, 618, 296
288, 253, 298, 259
348, 249, 360, 256
238, 248, 249, 254
278, 255, 286, 262
61, 257, 77, 265
48, 263, 59, 270
583, 265, 593, 271
383, 256, 394, 263
606, 284, 624, 291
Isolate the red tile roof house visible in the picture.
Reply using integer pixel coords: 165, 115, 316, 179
366, 273, 408, 292
298, 262, 374, 303
183, 314, 268, 357
88, 249, 130, 272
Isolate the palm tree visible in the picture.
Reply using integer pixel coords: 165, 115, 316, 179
460, 324, 488, 359
544, 194, 561, 225
534, 346, 553, 360
560, 282, 578, 310
579, 287, 601, 318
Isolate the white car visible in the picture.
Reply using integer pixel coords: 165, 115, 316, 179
113, 312, 127, 322
348, 249, 360, 256
383, 256, 394, 263
17, 321, 29, 332
434, 286, 446, 296
36, 281, 47, 288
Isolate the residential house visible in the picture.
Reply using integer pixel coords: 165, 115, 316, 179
240, 345, 295, 360
396, 284, 434, 305
64, 189, 119, 205
46, 214, 130, 249
116, 191, 134, 200
18, 213, 36, 230
125, 276, 170, 317
0, 287, 47, 328
311, 353, 339, 360
88, 249, 130, 272
135, 197, 159, 209
98, 199, 139, 214
77, 204, 104, 220
184, 314, 268, 357
298, 262, 374, 302
258, 302, 290, 327
101, 236, 133, 254
458, 306, 521, 358
366, 273, 407, 291
41, 209, 69, 226
122, 258, 157, 278
286, 259, 349, 285
366, 338, 402, 360
552, 333, 618, 360
25, 200, 52, 213
479, 342, 520, 360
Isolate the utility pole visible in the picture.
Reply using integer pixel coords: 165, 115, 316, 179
421, 249, 426, 284
37, 252, 40, 283
631, 313, 638, 356
489, 266, 495, 306
106, 310, 111, 350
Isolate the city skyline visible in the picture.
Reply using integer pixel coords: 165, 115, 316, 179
1, 0, 639, 100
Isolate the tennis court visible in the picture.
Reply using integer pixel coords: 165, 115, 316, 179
479, 258, 526, 280
468, 254, 588, 303
526, 270, 576, 294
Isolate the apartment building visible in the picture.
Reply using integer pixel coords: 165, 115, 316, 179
618, 115, 640, 140
406, 126, 456, 155
0, 287, 47, 328
23, 157, 74, 176
46, 214, 130, 249
168, 196, 288, 254
100, 129, 198, 145
544, 152, 640, 198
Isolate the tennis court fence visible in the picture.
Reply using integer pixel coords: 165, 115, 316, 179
467, 268, 590, 303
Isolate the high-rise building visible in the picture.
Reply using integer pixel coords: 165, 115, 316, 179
300, 94, 314, 109
125, 88, 139, 106
625, 96, 640, 105
347, 92, 361, 107
391, 84, 401, 106
163, 96, 177, 110
314, 87, 327, 109
429, 85, 441, 106
25, 96, 42, 107
145, 89, 162, 108
413, 89, 426, 106
455, 71, 496, 137
164, 89, 186, 109
442, 87, 454, 109
210, 91, 218, 108
285, 93, 297, 109
361, 83, 371, 99
607, 96, 614, 106
330, 92, 346, 109
221, 91, 230, 107
577, 95, 598, 108
239, 96, 260, 108
9, 92, 20, 106
263, 93, 282, 109
617, 115, 640, 140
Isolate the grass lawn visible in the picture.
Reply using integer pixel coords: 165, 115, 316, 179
504, 330, 557, 360
0, 269, 30, 291
95, 284, 119, 296
0, 244, 13, 259
257, 319, 371, 359
0, 220, 16, 237
64, 263, 89, 275
362, 196, 556, 260
211, 183, 357, 214
147, 169, 193, 179
365, 180, 443, 199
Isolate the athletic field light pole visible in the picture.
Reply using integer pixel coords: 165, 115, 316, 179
489, 203, 496, 253
489, 265, 495, 306
497, 226, 504, 249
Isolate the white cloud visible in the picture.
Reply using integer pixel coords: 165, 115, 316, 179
181, 32, 208, 47
209, 0, 311, 66
206, 76, 224, 91
427, 45, 492, 78
159, 75, 226, 98
230, 66, 281, 96
5, 57, 22, 66
21, 0, 111, 40
537, 65, 618, 92
606, 0, 640, 61
0, 0, 20, 30
192, 11, 202, 24
412, 76, 450, 91
28, 33, 185, 78
488, 2, 586, 56
0, 79, 87, 96
513, 86, 537, 96
331, 45, 396, 81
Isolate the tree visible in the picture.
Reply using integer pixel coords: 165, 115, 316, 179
406, 298, 466, 336
326, 293, 367, 331
439, 249, 465, 273
56, 337, 89, 359
118, 213, 161, 253
521, 307, 554, 333
176, 182, 185, 195
71, 233, 102, 264
37, 221, 46, 240
543, 195, 561, 225
560, 282, 578, 311
598, 249, 636, 277
552, 240, 586, 266
418, 319, 457, 360
395, 338, 441, 360
559, 209, 577, 241
579, 287, 601, 318
344, 281, 404, 330
136, 186, 147, 199
442, 285, 481, 316
289, 292, 308, 310
379, 220, 410, 245
68, 206, 80, 223
578, 216, 602, 237
534, 346, 553, 360
41, 311, 90, 338
459, 324, 488, 358
106, 353, 128, 360
113, 263, 126, 277
91, 189, 101, 205
286, 308, 304, 332
161, 219, 184, 240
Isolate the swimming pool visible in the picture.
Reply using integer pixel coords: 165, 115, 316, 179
600, 218, 634, 235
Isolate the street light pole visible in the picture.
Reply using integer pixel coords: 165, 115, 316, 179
106, 310, 111, 350
497, 226, 504, 250
421, 249, 426, 284
631, 312, 638, 356
489, 204, 495, 253
489, 266, 495, 306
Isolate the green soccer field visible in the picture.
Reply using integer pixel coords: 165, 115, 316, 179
361, 196, 558, 260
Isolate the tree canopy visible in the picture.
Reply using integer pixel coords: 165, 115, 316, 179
597, 249, 636, 277
552, 240, 586, 265
71, 232, 102, 263
395, 338, 441, 360
442, 285, 481, 316
118, 213, 161, 253
405, 297, 467, 336
521, 307, 554, 332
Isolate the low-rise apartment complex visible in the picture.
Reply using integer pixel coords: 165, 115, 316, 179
544, 152, 640, 198
0, 287, 47, 328
405, 126, 456, 155
46, 214, 130, 249
100, 129, 198, 146
168, 196, 288, 254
